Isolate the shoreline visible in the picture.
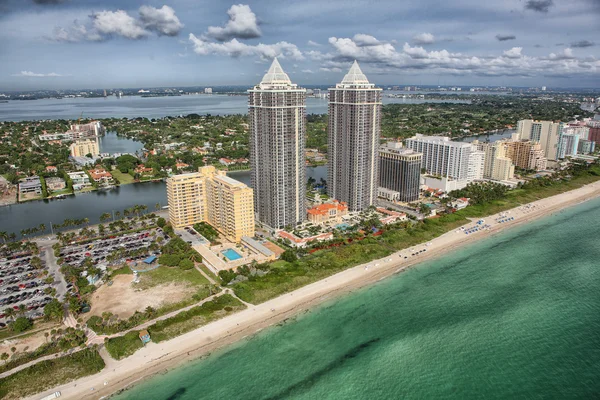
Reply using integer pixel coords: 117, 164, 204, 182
25, 179, 600, 400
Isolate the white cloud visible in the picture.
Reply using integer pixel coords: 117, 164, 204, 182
549, 48, 575, 60
412, 33, 435, 45
189, 34, 303, 60
205, 4, 261, 41
301, 69, 314, 73
92, 10, 148, 39
50, 5, 183, 42
139, 5, 184, 37
307, 40, 321, 47
352, 34, 381, 46
12, 71, 63, 77
320, 67, 342, 73
503, 47, 523, 59
315, 34, 599, 79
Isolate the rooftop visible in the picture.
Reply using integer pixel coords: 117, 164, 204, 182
341, 61, 370, 85
260, 58, 292, 86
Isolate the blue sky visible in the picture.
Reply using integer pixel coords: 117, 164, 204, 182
0, 0, 599, 90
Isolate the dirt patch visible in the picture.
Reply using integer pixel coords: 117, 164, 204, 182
0, 331, 46, 356
89, 274, 195, 319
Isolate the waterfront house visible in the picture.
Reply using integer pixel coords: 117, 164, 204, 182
88, 166, 113, 184
68, 171, 91, 190
45, 177, 66, 191
134, 164, 154, 175
18, 176, 42, 194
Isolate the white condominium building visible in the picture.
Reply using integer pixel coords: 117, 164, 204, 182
405, 134, 474, 181
468, 147, 485, 182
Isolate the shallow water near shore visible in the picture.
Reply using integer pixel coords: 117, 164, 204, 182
115, 197, 600, 400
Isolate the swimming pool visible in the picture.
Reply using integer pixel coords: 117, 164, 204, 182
222, 248, 243, 261
336, 223, 350, 230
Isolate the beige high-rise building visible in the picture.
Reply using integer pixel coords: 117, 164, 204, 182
167, 166, 254, 242
516, 120, 561, 161
472, 140, 515, 181
505, 140, 548, 171
70, 138, 100, 157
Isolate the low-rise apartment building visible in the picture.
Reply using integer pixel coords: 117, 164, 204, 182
307, 200, 348, 224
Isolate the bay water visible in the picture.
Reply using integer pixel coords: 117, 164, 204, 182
114, 197, 600, 399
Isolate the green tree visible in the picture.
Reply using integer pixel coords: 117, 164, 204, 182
156, 217, 166, 228
43, 299, 64, 321
12, 316, 33, 333
281, 249, 298, 263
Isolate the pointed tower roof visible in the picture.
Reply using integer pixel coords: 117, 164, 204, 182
340, 60, 370, 85
260, 57, 292, 86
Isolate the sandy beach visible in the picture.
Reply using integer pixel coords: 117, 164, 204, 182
25, 179, 600, 400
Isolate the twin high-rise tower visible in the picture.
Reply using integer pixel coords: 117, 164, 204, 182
248, 58, 306, 229
249, 59, 381, 229
328, 61, 382, 211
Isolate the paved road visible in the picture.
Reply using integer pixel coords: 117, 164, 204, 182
38, 239, 68, 301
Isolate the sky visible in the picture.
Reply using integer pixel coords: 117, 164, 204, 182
0, 0, 599, 90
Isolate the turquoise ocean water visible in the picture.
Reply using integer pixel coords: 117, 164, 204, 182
115, 198, 600, 400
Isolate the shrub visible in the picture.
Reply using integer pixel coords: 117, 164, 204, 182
12, 317, 33, 333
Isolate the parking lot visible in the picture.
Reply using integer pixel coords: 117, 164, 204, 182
175, 227, 209, 246
59, 229, 168, 271
0, 249, 53, 325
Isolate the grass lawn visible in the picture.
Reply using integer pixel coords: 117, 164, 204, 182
197, 263, 220, 283
137, 265, 209, 290
111, 169, 135, 184
76, 186, 96, 193
49, 188, 73, 196
0, 348, 105, 400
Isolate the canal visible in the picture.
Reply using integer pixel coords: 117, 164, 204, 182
0, 129, 508, 237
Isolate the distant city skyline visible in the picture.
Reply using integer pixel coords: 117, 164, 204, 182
1, 0, 599, 91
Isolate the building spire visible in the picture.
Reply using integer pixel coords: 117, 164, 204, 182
341, 60, 370, 85
260, 57, 292, 85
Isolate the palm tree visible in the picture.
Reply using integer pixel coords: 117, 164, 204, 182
155, 203, 161, 211
4, 308, 16, 322
0, 231, 7, 243
17, 304, 26, 316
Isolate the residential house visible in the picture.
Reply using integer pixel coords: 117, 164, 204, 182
45, 177, 66, 191
88, 166, 113, 184
19, 176, 42, 194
